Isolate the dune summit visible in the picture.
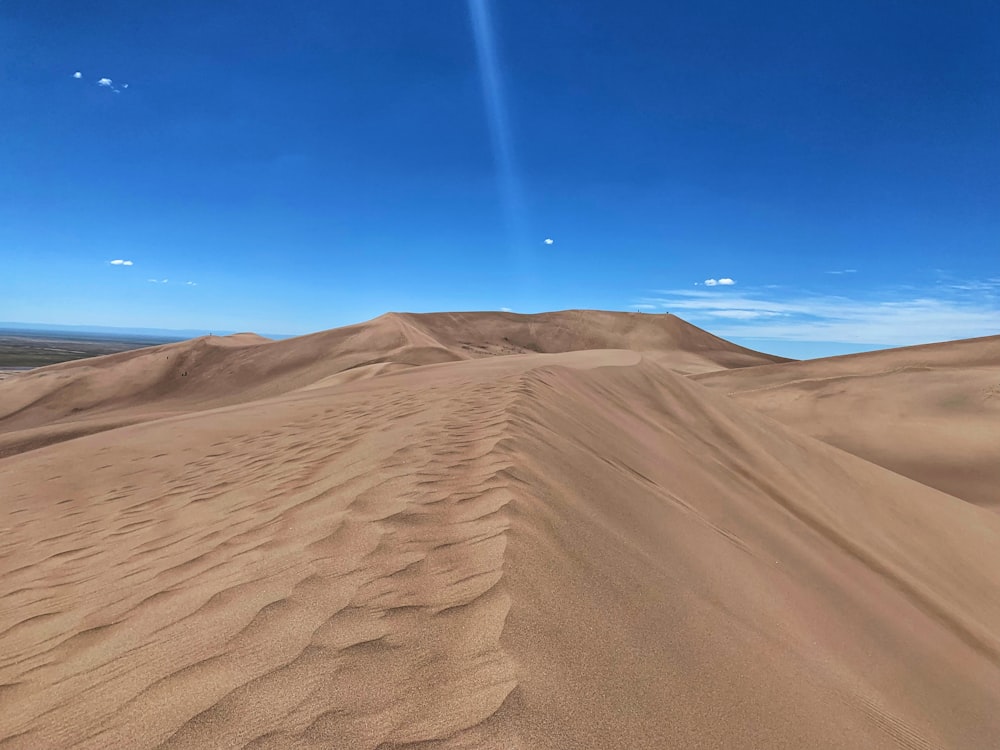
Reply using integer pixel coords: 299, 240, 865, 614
1, 311, 999, 749
0, 311, 786, 459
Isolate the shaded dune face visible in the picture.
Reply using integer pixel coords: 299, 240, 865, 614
2, 316, 1000, 748
694, 334, 1000, 511
502, 360, 1000, 749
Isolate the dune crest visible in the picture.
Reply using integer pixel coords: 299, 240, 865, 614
0, 311, 784, 458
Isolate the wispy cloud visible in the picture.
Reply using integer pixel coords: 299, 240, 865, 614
97, 78, 112, 87
185, 281, 197, 286
72, 71, 82, 79
704, 309, 783, 319
500, 306, 513, 312
147, 278, 169, 283
638, 277, 1000, 345
702, 277, 736, 287
109, 259, 133, 266
825, 269, 858, 275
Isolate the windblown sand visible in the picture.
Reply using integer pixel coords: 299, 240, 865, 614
2, 312, 999, 748
695, 334, 1000, 511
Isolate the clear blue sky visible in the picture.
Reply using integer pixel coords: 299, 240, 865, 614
3, 0, 998, 357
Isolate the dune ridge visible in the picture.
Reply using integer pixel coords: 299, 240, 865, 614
0, 311, 785, 459
2, 313, 999, 748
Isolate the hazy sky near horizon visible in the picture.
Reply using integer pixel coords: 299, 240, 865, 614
3, 0, 998, 358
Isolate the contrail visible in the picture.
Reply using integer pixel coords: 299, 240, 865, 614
467, 0, 531, 275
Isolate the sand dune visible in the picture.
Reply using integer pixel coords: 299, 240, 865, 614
0, 311, 784, 458
695, 334, 1000, 510
2, 313, 999, 748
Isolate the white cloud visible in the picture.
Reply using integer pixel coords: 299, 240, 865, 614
718, 278, 735, 285
500, 307, 512, 312
544, 238, 554, 245
704, 277, 736, 287
109, 259, 133, 266
704, 279, 718, 286
148, 278, 169, 283
943, 280, 999, 292
93, 76, 128, 93
704, 309, 783, 319
826, 269, 858, 275
73, 71, 82, 79
638, 278, 1000, 346
185, 281, 197, 286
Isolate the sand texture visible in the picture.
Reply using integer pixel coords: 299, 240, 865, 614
2, 312, 999, 748
695, 335, 1000, 511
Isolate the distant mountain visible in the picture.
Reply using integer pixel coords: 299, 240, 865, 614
0, 322, 294, 340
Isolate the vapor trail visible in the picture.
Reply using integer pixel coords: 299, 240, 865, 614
468, 0, 529, 269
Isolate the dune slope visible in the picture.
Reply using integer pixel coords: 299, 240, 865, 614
2, 349, 999, 748
694, 334, 1000, 510
0, 311, 786, 458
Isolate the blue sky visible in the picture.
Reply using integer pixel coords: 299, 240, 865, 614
2, 0, 998, 358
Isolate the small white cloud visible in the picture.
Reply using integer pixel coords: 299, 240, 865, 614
73, 71, 82, 79
109, 259, 133, 266
543, 238, 554, 245
162, 278, 168, 283
500, 306, 512, 312
97, 77, 112, 87
718, 278, 735, 285
704, 279, 718, 286
826, 269, 858, 275
185, 281, 197, 286
122, 83, 129, 89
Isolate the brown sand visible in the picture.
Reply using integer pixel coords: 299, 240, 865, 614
2, 312, 999, 748
0, 311, 785, 459
695, 334, 1000, 511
